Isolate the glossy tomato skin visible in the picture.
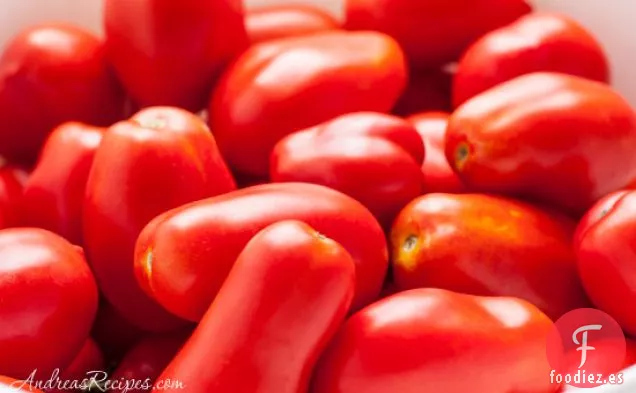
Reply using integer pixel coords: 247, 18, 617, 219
0, 165, 27, 229
391, 193, 590, 320
392, 69, 453, 116
1, 376, 44, 392
209, 31, 407, 178
575, 191, 636, 336
246, 5, 339, 44
270, 112, 424, 227
46, 338, 104, 393
344, 0, 531, 69
104, 0, 247, 111
573, 190, 629, 247
0, 23, 124, 165
407, 112, 466, 194
91, 300, 145, 365
22, 122, 105, 245
0, 228, 98, 379
83, 106, 235, 332
446, 72, 636, 215
108, 332, 190, 393
453, 13, 610, 107
135, 182, 387, 322
311, 288, 556, 393
157, 221, 355, 393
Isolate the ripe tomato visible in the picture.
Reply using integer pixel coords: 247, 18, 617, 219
270, 112, 424, 227
104, 0, 247, 111
209, 31, 407, 178
446, 72, 636, 215
157, 221, 355, 393
0, 165, 27, 229
311, 288, 556, 393
108, 332, 190, 393
344, 0, 531, 69
22, 122, 105, 245
0, 228, 98, 379
573, 190, 630, 247
135, 182, 388, 322
453, 13, 610, 106
0, 23, 124, 165
390, 193, 590, 320
575, 190, 636, 336
407, 111, 466, 194
84, 106, 235, 332
46, 338, 104, 393
246, 5, 339, 44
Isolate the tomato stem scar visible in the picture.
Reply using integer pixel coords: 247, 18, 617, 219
455, 142, 470, 171
402, 235, 418, 252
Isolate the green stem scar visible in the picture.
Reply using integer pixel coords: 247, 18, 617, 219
403, 235, 418, 252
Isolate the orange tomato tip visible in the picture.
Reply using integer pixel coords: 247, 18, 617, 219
454, 141, 471, 172
392, 233, 421, 272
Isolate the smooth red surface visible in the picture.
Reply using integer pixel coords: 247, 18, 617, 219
576, 190, 636, 336
135, 182, 388, 322
157, 221, 355, 393
390, 193, 590, 320
311, 288, 557, 393
407, 111, 466, 194
246, 5, 339, 44
446, 72, 636, 215
0, 166, 27, 229
83, 106, 236, 332
392, 69, 453, 116
46, 338, 104, 393
209, 31, 407, 177
573, 190, 630, 247
22, 122, 105, 245
0, 228, 98, 379
270, 112, 424, 227
454, 12, 610, 107
108, 332, 189, 393
344, 0, 531, 69
104, 0, 247, 111
0, 23, 124, 165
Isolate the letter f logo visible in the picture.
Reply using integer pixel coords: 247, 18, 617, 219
573, 324, 603, 368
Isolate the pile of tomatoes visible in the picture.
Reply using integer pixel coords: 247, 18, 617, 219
0, 0, 635, 392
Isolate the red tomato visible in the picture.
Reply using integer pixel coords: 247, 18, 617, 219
270, 112, 424, 227
575, 191, 636, 336
22, 122, 106, 245
390, 193, 590, 320
311, 288, 556, 393
157, 220, 355, 393
104, 0, 247, 111
209, 31, 407, 178
344, 0, 531, 69
46, 338, 104, 393
90, 300, 145, 364
135, 182, 388, 322
573, 190, 630, 247
0, 376, 44, 392
0, 228, 98, 379
407, 111, 466, 194
446, 72, 636, 215
453, 13, 610, 107
246, 5, 340, 44
0, 23, 124, 165
392, 69, 453, 116
108, 332, 189, 393
84, 106, 235, 332
0, 165, 27, 229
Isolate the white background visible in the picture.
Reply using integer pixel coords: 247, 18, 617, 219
0, 0, 635, 391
